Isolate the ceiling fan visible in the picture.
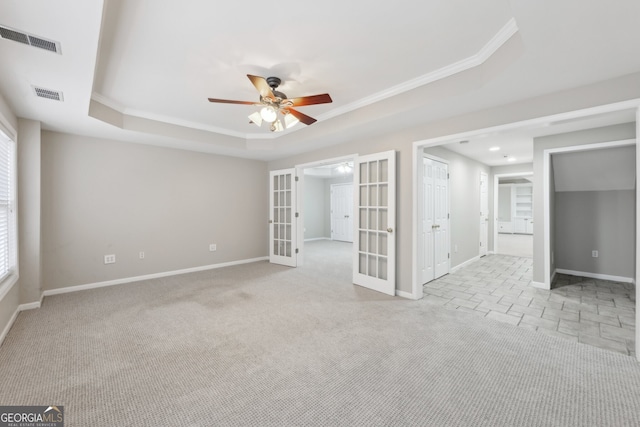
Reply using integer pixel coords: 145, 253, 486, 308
208, 74, 332, 132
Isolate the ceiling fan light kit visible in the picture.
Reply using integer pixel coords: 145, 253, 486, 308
209, 74, 332, 133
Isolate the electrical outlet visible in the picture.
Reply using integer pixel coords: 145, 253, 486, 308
209, 244, 217, 252
592, 250, 598, 258
139, 251, 145, 259
104, 254, 116, 264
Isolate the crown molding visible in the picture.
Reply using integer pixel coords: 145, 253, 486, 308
90, 18, 518, 141
317, 18, 519, 123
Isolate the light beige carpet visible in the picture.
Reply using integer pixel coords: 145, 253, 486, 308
1, 240, 639, 426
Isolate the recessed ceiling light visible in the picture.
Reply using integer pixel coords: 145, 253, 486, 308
489, 146, 500, 151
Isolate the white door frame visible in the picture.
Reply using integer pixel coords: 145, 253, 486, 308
541, 138, 636, 290
295, 154, 357, 267
479, 171, 489, 257
493, 172, 533, 255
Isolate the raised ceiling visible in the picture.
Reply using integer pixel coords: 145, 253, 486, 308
0, 0, 639, 161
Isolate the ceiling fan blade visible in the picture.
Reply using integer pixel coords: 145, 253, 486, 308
247, 74, 275, 100
288, 108, 317, 126
208, 98, 256, 105
289, 93, 333, 107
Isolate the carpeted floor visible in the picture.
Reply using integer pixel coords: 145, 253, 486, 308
1, 240, 639, 426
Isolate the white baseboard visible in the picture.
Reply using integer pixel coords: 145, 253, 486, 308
451, 255, 480, 273
304, 237, 330, 242
555, 269, 634, 284
0, 307, 19, 348
531, 281, 548, 290
551, 269, 557, 285
396, 289, 417, 300
43, 256, 269, 297
19, 301, 40, 311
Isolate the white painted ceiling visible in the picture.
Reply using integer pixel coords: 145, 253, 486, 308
0, 0, 639, 161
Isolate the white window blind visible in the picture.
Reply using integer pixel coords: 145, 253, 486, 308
0, 130, 15, 282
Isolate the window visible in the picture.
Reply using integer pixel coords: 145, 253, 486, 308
0, 129, 16, 283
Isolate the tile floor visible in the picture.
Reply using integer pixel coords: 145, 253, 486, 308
423, 254, 636, 357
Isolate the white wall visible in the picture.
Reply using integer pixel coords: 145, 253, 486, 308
17, 119, 42, 305
303, 176, 325, 240
41, 131, 269, 290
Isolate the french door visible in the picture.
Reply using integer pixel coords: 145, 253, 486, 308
269, 169, 297, 267
353, 151, 396, 296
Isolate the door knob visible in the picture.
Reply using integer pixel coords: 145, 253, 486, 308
387, 228, 393, 233
269, 220, 273, 224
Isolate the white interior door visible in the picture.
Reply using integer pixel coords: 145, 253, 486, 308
434, 161, 449, 278
353, 151, 396, 296
270, 169, 297, 267
420, 157, 449, 284
479, 171, 488, 257
420, 158, 435, 284
330, 183, 353, 242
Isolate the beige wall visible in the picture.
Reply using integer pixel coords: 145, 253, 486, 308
41, 131, 269, 290
532, 123, 636, 284
18, 119, 42, 304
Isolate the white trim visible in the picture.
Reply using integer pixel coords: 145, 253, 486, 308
0, 307, 19, 348
414, 100, 640, 149
531, 281, 547, 289
295, 154, 358, 270
42, 257, 268, 297
451, 255, 480, 273
317, 18, 518, 124
543, 138, 636, 290
551, 269, 557, 285
304, 237, 330, 242
395, 289, 417, 300
91, 20, 518, 142
555, 269, 634, 284
19, 301, 40, 311
636, 107, 640, 362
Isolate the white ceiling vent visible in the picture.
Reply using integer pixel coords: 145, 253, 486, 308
33, 86, 64, 102
0, 25, 61, 54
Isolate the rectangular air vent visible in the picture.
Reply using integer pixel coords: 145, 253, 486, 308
0, 25, 61, 54
33, 86, 63, 102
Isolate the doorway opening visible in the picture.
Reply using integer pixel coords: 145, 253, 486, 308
494, 172, 534, 258
295, 155, 356, 282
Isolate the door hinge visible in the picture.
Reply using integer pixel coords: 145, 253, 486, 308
480, 242, 482, 247
447, 173, 450, 179
295, 248, 299, 254
295, 176, 299, 182
448, 253, 450, 259
448, 213, 450, 219
295, 212, 299, 218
